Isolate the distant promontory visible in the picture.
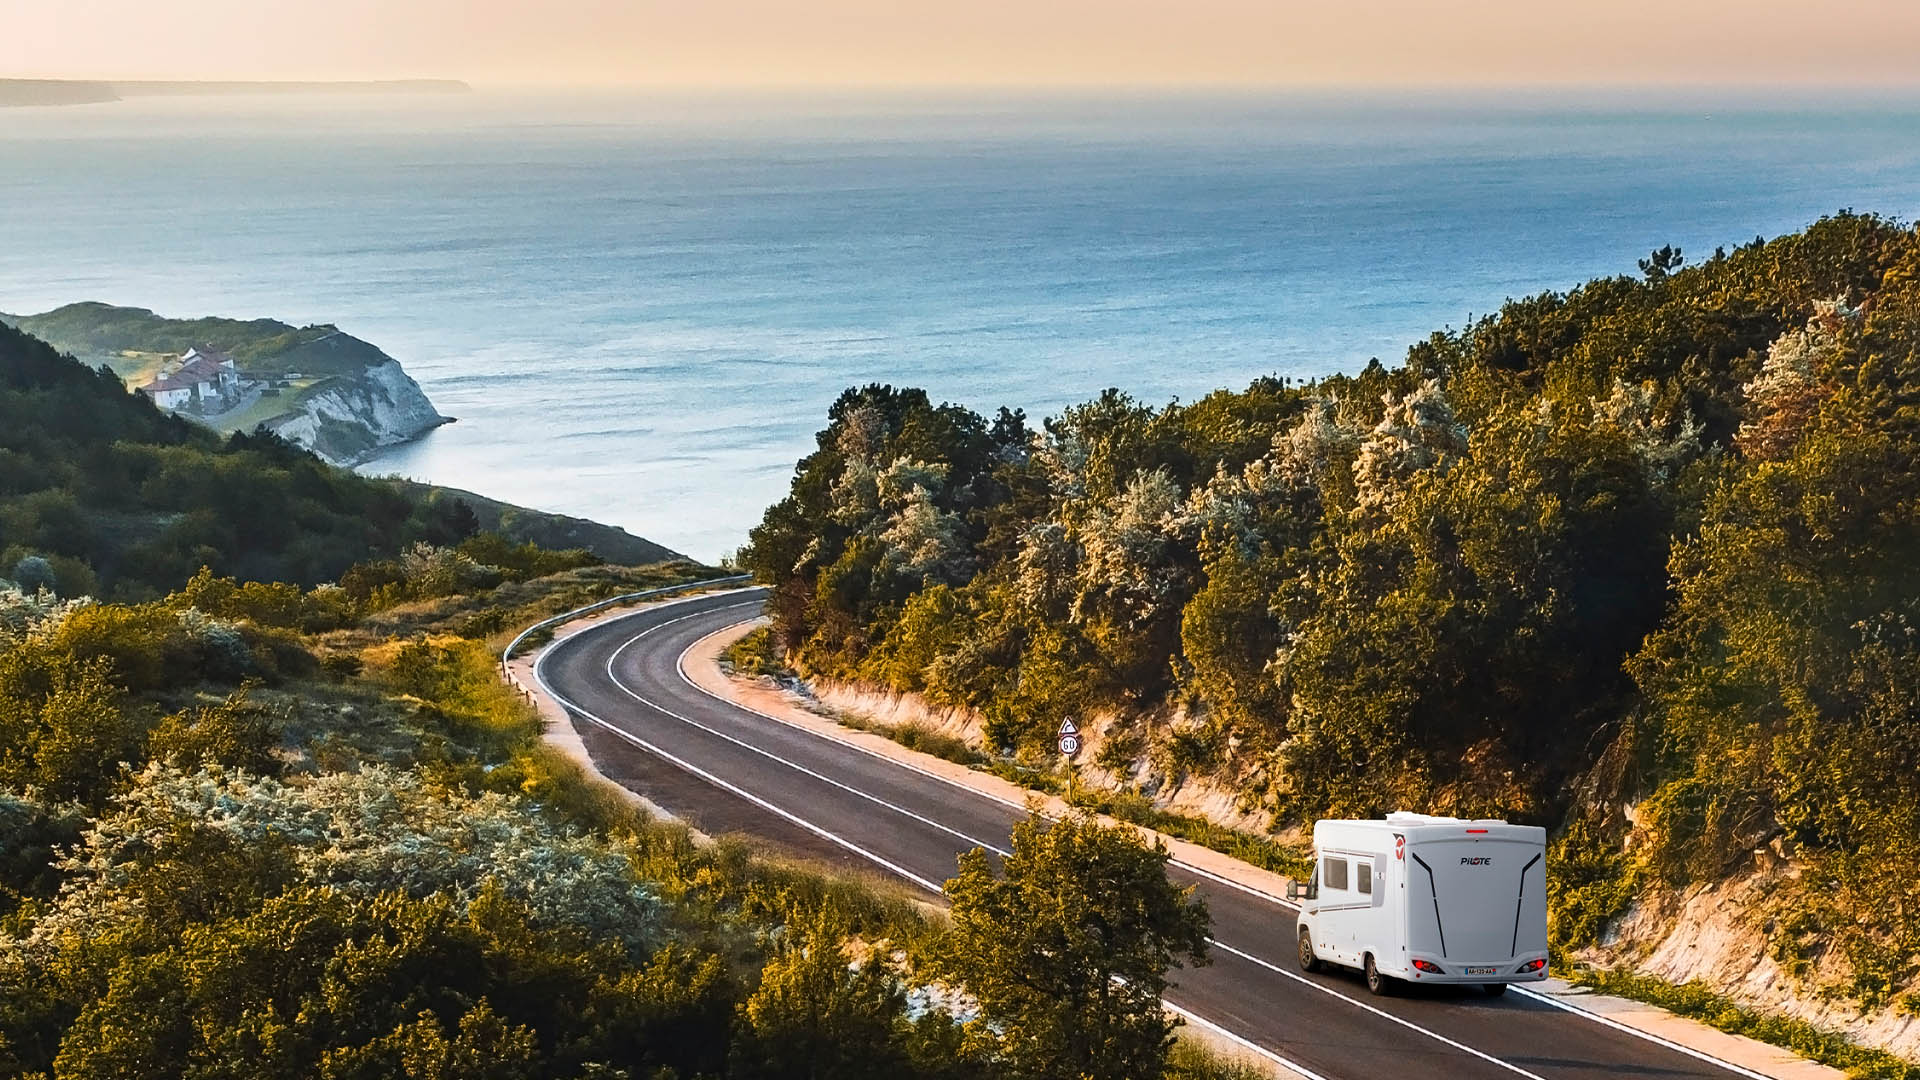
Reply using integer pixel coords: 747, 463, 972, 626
0, 79, 120, 106
0, 302, 450, 467
1, 77, 470, 107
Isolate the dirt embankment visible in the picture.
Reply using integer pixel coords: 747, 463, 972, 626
696, 621, 1849, 1080
1582, 870, 1920, 1060
805, 668, 1920, 1062
800, 677, 1276, 837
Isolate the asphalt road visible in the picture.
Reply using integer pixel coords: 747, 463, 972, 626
536, 588, 1762, 1080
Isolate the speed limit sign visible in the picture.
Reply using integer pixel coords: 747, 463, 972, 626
1057, 719, 1082, 757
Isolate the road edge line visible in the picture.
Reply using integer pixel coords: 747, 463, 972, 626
677, 615, 1812, 1080
534, 617, 1327, 1080
522, 592, 1812, 1080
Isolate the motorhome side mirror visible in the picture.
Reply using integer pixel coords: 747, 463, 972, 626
1285, 881, 1304, 901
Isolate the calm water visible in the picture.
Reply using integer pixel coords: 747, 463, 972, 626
4, 90, 1920, 559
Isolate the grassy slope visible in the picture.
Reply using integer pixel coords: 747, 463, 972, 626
0, 319, 684, 589
392, 480, 685, 566
3, 302, 383, 376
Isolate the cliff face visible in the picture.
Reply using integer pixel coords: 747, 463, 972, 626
267, 359, 448, 466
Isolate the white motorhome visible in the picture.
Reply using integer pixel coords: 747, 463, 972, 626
1286, 812, 1548, 996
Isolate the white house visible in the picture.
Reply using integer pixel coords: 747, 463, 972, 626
138, 346, 242, 411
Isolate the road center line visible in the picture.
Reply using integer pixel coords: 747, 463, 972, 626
533, 612, 1325, 1080
660, 610, 1767, 1080
673, 618, 1302, 912
535, 592, 1762, 1080
606, 607, 1024, 860
570, 603, 1552, 1080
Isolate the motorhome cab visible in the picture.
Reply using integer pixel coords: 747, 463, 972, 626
1286, 812, 1548, 996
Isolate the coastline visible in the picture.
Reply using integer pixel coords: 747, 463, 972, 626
341, 414, 456, 467
2, 78, 470, 108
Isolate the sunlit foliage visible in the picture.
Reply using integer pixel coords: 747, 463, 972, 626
745, 214, 1920, 1007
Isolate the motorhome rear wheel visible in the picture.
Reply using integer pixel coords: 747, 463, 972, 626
1364, 954, 1393, 996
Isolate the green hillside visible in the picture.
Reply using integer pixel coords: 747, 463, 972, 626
4, 302, 384, 378
0, 321, 680, 599
395, 481, 681, 567
743, 213, 1920, 1023
1, 302, 458, 468
0, 344, 1226, 1080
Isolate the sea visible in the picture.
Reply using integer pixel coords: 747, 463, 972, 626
4, 89, 1920, 561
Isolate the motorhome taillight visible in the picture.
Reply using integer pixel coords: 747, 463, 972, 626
1466, 828, 1488, 833
1519, 959, 1546, 973
1411, 959, 1445, 974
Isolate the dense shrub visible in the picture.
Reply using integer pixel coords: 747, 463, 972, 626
743, 215, 1920, 1009
0, 320, 508, 599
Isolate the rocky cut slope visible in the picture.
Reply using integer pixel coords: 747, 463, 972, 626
2, 303, 449, 466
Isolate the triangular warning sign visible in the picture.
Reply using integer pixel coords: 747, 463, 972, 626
1058, 719, 1079, 736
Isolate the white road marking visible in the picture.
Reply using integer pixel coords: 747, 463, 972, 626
583, 603, 1551, 1079
1164, 1002, 1337, 1080
535, 610, 945, 892
537, 591, 1767, 1080
675, 613, 1779, 1080
1508, 989, 1778, 1080
674, 618, 1299, 912
1206, 940, 1549, 1080
606, 607, 1022, 859
536, 611, 1326, 1080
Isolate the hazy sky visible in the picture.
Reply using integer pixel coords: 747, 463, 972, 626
12, 0, 1920, 88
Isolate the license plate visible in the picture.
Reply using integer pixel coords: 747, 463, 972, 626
1466, 966, 1498, 975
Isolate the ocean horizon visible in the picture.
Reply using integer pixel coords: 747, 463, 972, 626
5, 88, 1920, 560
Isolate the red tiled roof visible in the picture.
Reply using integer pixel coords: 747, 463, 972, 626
183, 345, 234, 367
139, 347, 238, 395
140, 374, 194, 394
175, 355, 229, 382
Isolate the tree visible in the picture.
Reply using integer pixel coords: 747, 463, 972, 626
929, 812, 1209, 1080
1638, 244, 1684, 280
0, 789, 84, 918
10, 556, 54, 596
419, 497, 481, 547
1623, 315, 1920, 997
731, 907, 916, 1080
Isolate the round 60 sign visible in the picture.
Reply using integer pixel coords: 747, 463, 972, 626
1057, 719, 1082, 758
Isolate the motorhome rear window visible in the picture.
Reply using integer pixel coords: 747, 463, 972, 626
1322, 856, 1348, 891
1357, 861, 1373, 895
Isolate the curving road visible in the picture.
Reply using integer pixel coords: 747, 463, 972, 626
537, 588, 1767, 1080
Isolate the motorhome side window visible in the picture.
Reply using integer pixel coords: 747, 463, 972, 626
1357, 861, 1372, 895
1322, 856, 1348, 891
